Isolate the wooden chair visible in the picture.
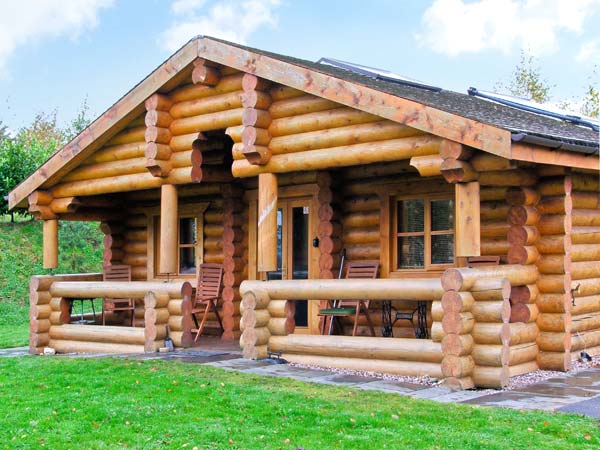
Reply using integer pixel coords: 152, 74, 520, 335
102, 265, 135, 326
318, 261, 380, 336
192, 263, 224, 342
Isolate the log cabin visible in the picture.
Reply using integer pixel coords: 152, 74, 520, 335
10, 36, 599, 389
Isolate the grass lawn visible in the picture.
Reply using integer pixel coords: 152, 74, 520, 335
0, 217, 103, 349
0, 357, 598, 449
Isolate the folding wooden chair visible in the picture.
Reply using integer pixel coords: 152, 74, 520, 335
192, 263, 224, 342
318, 261, 380, 336
102, 265, 135, 326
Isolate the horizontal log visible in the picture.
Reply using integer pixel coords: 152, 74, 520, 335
269, 95, 337, 119
480, 202, 509, 221
571, 329, 600, 352
572, 227, 600, 245
537, 331, 570, 352
269, 335, 443, 362
232, 135, 441, 177
50, 281, 191, 299
342, 212, 379, 228
509, 322, 539, 345
472, 344, 508, 367
478, 170, 537, 187
49, 324, 145, 345
505, 187, 539, 206
509, 343, 539, 366
471, 366, 509, 388
571, 295, 600, 315
537, 351, 570, 371
441, 334, 474, 356
170, 108, 244, 135
269, 121, 421, 155
507, 245, 540, 265
268, 107, 379, 137
470, 152, 514, 171
281, 353, 442, 378
441, 355, 475, 378
472, 300, 510, 323
241, 279, 443, 301
510, 284, 539, 304
106, 126, 146, 146
441, 265, 537, 291
170, 90, 246, 119
571, 312, 600, 334
507, 226, 539, 246
169, 73, 244, 103
48, 339, 144, 354
409, 154, 443, 177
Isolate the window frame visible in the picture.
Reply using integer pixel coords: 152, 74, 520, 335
391, 194, 456, 273
147, 202, 208, 280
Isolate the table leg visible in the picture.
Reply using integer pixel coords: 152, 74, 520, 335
381, 300, 393, 337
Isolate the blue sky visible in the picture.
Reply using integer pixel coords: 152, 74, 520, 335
0, 0, 598, 131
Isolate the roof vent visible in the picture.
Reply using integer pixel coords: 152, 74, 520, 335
317, 57, 442, 92
468, 87, 599, 132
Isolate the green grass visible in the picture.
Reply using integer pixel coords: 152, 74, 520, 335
0, 357, 598, 449
0, 217, 102, 348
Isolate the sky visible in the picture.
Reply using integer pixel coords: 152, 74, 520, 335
0, 0, 598, 131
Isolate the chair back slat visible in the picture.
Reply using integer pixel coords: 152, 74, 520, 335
338, 261, 379, 308
196, 263, 224, 304
103, 265, 132, 282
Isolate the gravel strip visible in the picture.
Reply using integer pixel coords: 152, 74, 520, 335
290, 353, 600, 392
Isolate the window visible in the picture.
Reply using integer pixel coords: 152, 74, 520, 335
150, 203, 207, 279
394, 197, 454, 270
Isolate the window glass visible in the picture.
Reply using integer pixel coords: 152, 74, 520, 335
179, 247, 196, 274
397, 199, 424, 233
431, 234, 454, 264
397, 236, 425, 269
179, 218, 196, 244
431, 200, 454, 231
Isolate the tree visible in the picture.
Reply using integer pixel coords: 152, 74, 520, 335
495, 50, 553, 103
0, 121, 8, 145
580, 68, 599, 118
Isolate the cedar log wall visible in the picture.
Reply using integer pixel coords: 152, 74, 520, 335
28, 62, 600, 368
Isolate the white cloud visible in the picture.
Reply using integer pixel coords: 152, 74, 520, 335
0, 0, 113, 75
161, 0, 281, 51
416, 0, 600, 56
576, 40, 600, 62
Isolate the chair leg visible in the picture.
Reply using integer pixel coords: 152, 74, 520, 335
363, 306, 376, 337
211, 300, 223, 332
194, 304, 210, 343
352, 310, 359, 336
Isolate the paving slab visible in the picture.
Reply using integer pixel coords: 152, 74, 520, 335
559, 396, 600, 418
0, 347, 28, 357
431, 389, 493, 404
357, 380, 426, 394
407, 386, 453, 400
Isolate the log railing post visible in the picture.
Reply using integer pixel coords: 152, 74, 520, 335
159, 184, 178, 275
222, 184, 246, 340
43, 219, 59, 269
240, 289, 271, 359
145, 93, 173, 177
535, 173, 573, 371
440, 274, 476, 390
257, 173, 278, 272
144, 291, 170, 352
455, 181, 481, 257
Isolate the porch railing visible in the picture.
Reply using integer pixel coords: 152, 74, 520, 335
29, 274, 193, 354
240, 264, 540, 389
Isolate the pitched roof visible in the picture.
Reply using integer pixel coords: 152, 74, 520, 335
218, 38, 599, 153
9, 36, 599, 209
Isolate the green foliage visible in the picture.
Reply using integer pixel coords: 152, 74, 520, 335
0, 120, 8, 145
580, 68, 599, 118
0, 357, 598, 449
496, 50, 553, 103
0, 102, 93, 218
0, 218, 102, 347
0, 113, 63, 217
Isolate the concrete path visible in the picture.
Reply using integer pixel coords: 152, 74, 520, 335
4, 345, 600, 417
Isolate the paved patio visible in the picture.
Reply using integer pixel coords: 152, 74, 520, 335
4, 343, 600, 418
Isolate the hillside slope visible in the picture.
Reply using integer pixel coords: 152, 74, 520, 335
0, 218, 102, 347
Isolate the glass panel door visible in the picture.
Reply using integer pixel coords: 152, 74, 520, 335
290, 204, 309, 327
263, 198, 311, 329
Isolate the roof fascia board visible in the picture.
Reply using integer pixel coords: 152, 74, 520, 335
197, 38, 512, 157
8, 41, 198, 209
511, 142, 600, 171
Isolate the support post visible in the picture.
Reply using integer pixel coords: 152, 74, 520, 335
159, 184, 178, 274
257, 173, 278, 272
43, 219, 59, 269
455, 181, 481, 257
